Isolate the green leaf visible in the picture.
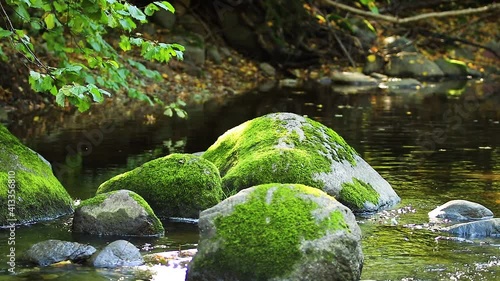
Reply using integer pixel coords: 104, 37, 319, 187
44, 13, 56, 29
164, 107, 173, 116
106, 60, 120, 68
145, 3, 160, 16
88, 85, 103, 102
41, 75, 54, 91
119, 36, 132, 51
15, 4, 30, 21
29, 70, 41, 80
56, 86, 70, 106
0, 29, 13, 38
128, 5, 146, 21
99, 89, 112, 97
174, 108, 186, 118
119, 18, 136, 31
154, 1, 175, 13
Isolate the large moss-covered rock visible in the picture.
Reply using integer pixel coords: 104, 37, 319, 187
186, 183, 363, 281
0, 125, 73, 226
202, 112, 400, 213
385, 52, 444, 78
73, 190, 164, 236
96, 153, 223, 218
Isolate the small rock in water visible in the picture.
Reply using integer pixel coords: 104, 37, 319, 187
429, 200, 494, 223
23, 240, 96, 266
442, 218, 500, 238
90, 240, 143, 268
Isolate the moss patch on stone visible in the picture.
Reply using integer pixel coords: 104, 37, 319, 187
339, 178, 380, 209
78, 191, 116, 209
202, 113, 359, 194
128, 191, 164, 233
96, 153, 223, 218
0, 125, 73, 226
203, 183, 348, 280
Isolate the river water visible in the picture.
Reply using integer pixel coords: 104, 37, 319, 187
0, 79, 499, 280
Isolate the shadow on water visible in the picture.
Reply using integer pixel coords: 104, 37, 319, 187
1, 79, 499, 280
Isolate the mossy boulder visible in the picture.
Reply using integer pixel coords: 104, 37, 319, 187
186, 183, 363, 281
0, 125, 73, 226
96, 153, 223, 218
385, 52, 444, 78
202, 112, 400, 213
73, 190, 164, 236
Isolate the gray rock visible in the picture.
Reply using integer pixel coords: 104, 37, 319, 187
259, 62, 276, 77
186, 183, 363, 281
23, 240, 96, 266
206, 45, 222, 64
331, 71, 378, 85
435, 58, 468, 77
178, 14, 205, 35
90, 240, 143, 268
279, 79, 300, 88
385, 52, 444, 78
184, 45, 205, 66
151, 9, 176, 29
220, 13, 263, 58
172, 33, 206, 66
201, 112, 400, 213
350, 18, 376, 51
72, 190, 164, 236
443, 218, 500, 238
382, 78, 422, 89
429, 200, 494, 223
384, 36, 417, 53
363, 54, 385, 74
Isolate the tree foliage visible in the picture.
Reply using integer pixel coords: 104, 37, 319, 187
0, 0, 184, 113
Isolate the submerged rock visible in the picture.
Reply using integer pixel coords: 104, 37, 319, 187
23, 240, 95, 266
443, 218, 500, 238
90, 240, 143, 268
96, 154, 223, 218
73, 190, 164, 236
186, 183, 363, 281
202, 112, 400, 213
429, 200, 494, 223
0, 125, 73, 226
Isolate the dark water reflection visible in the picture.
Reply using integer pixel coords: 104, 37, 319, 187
1, 79, 499, 280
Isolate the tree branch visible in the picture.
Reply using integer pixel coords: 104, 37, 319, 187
322, 1, 500, 24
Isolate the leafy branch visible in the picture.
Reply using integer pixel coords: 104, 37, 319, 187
0, 0, 185, 115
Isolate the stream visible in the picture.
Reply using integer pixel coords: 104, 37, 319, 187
1, 79, 499, 280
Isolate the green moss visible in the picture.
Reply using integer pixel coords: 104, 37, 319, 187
339, 178, 380, 210
78, 191, 116, 208
0, 125, 73, 226
96, 153, 223, 218
202, 114, 359, 195
305, 118, 358, 165
129, 191, 164, 233
202, 183, 348, 280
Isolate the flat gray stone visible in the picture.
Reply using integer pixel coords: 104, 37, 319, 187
23, 240, 96, 266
